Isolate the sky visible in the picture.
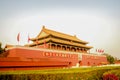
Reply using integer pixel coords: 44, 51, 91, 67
0, 0, 120, 58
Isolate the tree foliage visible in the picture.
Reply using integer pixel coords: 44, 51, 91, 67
104, 53, 115, 64
0, 42, 4, 54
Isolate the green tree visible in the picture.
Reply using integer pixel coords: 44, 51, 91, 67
104, 53, 115, 64
0, 42, 4, 54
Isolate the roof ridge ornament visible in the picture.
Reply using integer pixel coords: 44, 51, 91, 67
74, 35, 76, 37
42, 25, 45, 29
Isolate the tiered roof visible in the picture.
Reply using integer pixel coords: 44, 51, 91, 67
28, 26, 93, 49
32, 26, 88, 43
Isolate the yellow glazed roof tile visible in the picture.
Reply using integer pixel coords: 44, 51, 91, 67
33, 26, 88, 44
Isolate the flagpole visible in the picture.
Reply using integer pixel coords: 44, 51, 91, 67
18, 40, 19, 46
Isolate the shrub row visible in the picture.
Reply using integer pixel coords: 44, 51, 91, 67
0, 66, 120, 80
103, 69, 120, 80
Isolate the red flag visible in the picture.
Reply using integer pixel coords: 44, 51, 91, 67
101, 49, 104, 53
17, 33, 20, 42
96, 49, 104, 53
103, 50, 104, 53
28, 35, 30, 43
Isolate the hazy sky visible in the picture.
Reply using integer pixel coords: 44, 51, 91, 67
0, 0, 120, 58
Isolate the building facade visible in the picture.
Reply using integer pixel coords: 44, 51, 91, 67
0, 26, 107, 70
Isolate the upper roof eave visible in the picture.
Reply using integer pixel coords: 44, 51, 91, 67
40, 26, 88, 44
